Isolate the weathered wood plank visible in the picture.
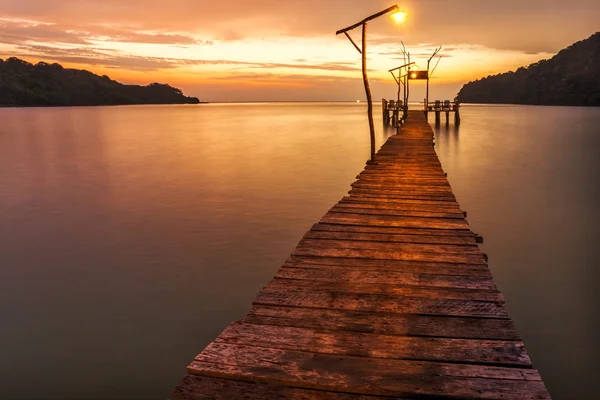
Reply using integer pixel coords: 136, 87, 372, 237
189, 343, 550, 399
347, 193, 457, 202
292, 246, 487, 264
244, 305, 520, 340
265, 278, 503, 302
275, 265, 496, 290
348, 190, 457, 201
284, 255, 491, 276
297, 238, 482, 255
310, 223, 475, 237
351, 183, 454, 193
359, 168, 447, 175
320, 213, 470, 230
329, 206, 464, 219
337, 198, 462, 212
303, 230, 477, 245
254, 288, 508, 318
172, 375, 384, 400
353, 178, 450, 186
215, 322, 531, 367
340, 196, 463, 208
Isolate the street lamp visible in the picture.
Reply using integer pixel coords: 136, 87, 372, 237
336, 5, 407, 163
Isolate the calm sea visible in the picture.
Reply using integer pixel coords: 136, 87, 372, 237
0, 103, 598, 399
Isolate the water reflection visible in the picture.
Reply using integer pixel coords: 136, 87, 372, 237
433, 117, 460, 164
0, 103, 395, 399
434, 104, 600, 400
0, 103, 597, 399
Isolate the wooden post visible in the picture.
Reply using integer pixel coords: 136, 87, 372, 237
445, 111, 449, 124
396, 74, 401, 126
426, 59, 430, 122
335, 6, 401, 164
361, 22, 376, 163
405, 55, 410, 116
454, 99, 461, 125
403, 75, 407, 121
396, 79, 401, 108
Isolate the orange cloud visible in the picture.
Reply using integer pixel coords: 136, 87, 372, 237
1, 1, 598, 100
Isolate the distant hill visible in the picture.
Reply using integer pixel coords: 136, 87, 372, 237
0, 57, 201, 106
457, 32, 600, 106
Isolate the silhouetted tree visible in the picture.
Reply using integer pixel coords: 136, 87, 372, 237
457, 32, 600, 106
0, 58, 201, 106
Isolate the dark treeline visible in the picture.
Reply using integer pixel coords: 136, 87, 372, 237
457, 32, 600, 106
0, 57, 201, 106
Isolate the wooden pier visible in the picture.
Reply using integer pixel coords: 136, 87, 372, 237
425, 99, 461, 125
172, 111, 550, 400
382, 98, 404, 126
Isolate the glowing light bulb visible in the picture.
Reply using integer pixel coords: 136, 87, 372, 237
391, 10, 407, 23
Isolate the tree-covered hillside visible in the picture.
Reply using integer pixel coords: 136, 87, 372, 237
457, 32, 600, 106
0, 57, 200, 106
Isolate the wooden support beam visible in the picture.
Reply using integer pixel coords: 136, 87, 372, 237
335, 5, 399, 35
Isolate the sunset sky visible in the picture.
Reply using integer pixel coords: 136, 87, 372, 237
1, 0, 598, 101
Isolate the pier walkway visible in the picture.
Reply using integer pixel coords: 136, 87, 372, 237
172, 111, 551, 399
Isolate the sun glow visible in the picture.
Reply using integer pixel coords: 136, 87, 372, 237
391, 10, 408, 23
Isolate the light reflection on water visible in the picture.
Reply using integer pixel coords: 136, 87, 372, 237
0, 103, 598, 399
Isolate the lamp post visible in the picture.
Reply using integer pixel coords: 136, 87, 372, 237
336, 5, 407, 163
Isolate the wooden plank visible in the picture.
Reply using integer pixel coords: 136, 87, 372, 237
320, 213, 470, 230
303, 230, 477, 245
329, 206, 464, 219
353, 176, 450, 184
353, 180, 450, 187
275, 265, 496, 290
297, 238, 482, 255
359, 171, 447, 178
172, 375, 383, 400
362, 165, 446, 171
347, 192, 457, 202
351, 183, 453, 193
254, 288, 508, 318
348, 190, 457, 201
189, 343, 550, 399
349, 185, 454, 193
340, 196, 462, 208
215, 322, 531, 367
265, 278, 503, 302
292, 246, 487, 264
244, 306, 521, 340
284, 255, 491, 277
310, 222, 475, 237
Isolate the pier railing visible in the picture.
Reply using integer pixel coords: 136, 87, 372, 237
382, 98, 461, 125
381, 98, 405, 127
424, 99, 460, 112
424, 99, 461, 124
